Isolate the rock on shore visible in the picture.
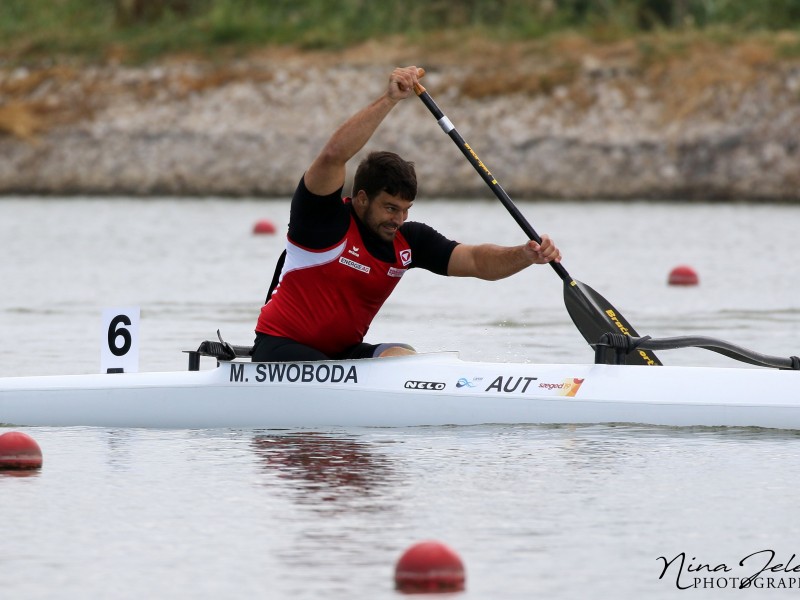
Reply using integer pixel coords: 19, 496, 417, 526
1, 47, 799, 200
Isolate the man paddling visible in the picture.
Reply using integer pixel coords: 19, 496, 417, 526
252, 66, 561, 362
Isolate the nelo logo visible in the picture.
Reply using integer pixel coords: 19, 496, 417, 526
405, 380, 446, 391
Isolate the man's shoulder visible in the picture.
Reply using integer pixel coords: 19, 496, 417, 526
400, 220, 450, 240
292, 175, 345, 206
399, 220, 432, 235
399, 221, 459, 275
288, 175, 350, 248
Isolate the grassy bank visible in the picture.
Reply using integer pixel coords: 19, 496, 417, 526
2, 0, 800, 64
3, 1, 800, 142
2, 3, 799, 199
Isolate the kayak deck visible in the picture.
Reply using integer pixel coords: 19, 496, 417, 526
1, 352, 798, 429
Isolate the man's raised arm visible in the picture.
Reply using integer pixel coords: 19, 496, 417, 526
303, 66, 421, 196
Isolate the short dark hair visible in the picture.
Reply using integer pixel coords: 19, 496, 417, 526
352, 151, 417, 201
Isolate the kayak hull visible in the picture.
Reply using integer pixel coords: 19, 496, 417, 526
1, 353, 798, 430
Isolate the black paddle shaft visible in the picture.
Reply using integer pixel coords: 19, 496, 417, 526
415, 89, 572, 283
415, 80, 662, 366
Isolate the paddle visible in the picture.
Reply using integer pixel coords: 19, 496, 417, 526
413, 72, 661, 366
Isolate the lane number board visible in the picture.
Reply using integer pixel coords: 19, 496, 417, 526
100, 307, 140, 374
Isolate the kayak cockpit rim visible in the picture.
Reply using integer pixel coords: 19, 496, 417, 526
186, 330, 800, 373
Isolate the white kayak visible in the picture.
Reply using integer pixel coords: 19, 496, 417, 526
1, 349, 799, 430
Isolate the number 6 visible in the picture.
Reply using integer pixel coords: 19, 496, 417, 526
108, 314, 132, 357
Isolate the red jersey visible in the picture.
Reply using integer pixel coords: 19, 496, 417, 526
254, 178, 458, 357
256, 213, 414, 356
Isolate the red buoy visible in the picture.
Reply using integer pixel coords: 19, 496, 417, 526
0, 431, 43, 470
252, 219, 277, 235
668, 265, 699, 286
395, 540, 465, 594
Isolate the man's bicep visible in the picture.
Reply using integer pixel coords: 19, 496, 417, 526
303, 157, 346, 197
446, 244, 478, 277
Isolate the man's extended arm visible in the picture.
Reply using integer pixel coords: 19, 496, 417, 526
447, 236, 562, 281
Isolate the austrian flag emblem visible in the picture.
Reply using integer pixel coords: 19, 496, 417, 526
399, 249, 412, 266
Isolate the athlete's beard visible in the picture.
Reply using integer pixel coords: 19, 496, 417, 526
363, 207, 398, 242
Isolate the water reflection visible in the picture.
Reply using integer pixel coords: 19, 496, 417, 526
537, 423, 800, 475
0, 469, 40, 478
251, 432, 399, 515
104, 429, 135, 471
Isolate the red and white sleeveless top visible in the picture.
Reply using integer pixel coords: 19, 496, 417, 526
256, 214, 412, 356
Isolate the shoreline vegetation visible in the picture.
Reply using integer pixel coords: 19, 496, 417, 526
1, 0, 800, 200
4, 1, 800, 63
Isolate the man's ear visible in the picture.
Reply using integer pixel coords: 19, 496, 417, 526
355, 190, 369, 205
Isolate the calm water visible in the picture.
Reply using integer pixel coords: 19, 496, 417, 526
2, 197, 800, 599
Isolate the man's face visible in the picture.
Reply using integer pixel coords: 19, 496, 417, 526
357, 190, 413, 242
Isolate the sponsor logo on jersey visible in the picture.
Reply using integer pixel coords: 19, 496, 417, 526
399, 249, 412, 266
339, 256, 370, 273
387, 267, 406, 278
